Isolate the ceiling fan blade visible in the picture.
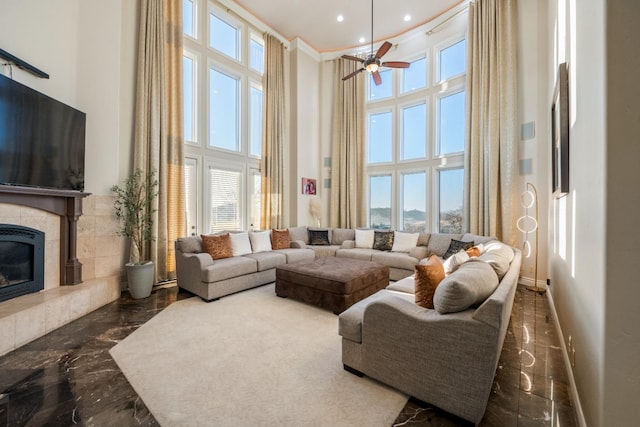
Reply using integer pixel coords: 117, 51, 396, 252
342, 54, 364, 63
372, 70, 382, 86
342, 68, 365, 81
382, 61, 411, 69
375, 41, 392, 59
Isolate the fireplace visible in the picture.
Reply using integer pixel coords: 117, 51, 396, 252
0, 224, 45, 302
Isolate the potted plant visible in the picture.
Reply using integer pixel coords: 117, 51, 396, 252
111, 168, 158, 299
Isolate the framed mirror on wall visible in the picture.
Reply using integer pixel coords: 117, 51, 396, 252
552, 62, 569, 198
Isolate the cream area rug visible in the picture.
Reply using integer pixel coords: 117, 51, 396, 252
110, 284, 408, 426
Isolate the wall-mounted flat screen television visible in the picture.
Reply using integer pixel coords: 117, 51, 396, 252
0, 74, 85, 191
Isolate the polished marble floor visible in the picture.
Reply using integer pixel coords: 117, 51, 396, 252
0, 284, 577, 426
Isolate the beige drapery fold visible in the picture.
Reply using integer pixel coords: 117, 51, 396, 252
330, 58, 366, 228
464, 0, 518, 245
133, 0, 185, 281
260, 34, 286, 230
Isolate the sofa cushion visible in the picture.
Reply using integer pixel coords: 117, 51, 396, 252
271, 228, 291, 250
177, 236, 203, 254
433, 259, 499, 314
201, 233, 233, 260
336, 248, 374, 261
391, 231, 419, 253
462, 233, 497, 245
477, 241, 514, 279
386, 275, 415, 294
201, 256, 257, 283
373, 230, 394, 251
308, 229, 330, 245
415, 255, 446, 309
308, 245, 341, 258
229, 232, 252, 256
273, 248, 316, 263
371, 251, 419, 271
355, 229, 375, 248
417, 232, 431, 246
443, 239, 474, 259
244, 251, 286, 271
427, 233, 463, 257
249, 230, 272, 253
288, 226, 309, 244
331, 228, 355, 245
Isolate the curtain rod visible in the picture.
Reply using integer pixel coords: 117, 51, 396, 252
425, 2, 470, 36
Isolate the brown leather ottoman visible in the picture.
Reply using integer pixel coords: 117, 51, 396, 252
275, 257, 389, 314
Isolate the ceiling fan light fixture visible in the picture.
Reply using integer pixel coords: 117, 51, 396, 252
366, 63, 379, 73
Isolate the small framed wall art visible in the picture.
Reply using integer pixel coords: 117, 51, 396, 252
551, 62, 569, 198
302, 178, 316, 195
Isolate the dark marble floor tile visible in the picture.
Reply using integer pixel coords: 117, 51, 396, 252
1, 284, 578, 427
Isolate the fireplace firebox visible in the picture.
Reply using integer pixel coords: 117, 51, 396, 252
0, 224, 45, 302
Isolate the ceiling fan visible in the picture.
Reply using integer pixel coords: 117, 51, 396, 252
341, 0, 410, 86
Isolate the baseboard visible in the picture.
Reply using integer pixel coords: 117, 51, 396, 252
517, 276, 547, 290
545, 290, 587, 427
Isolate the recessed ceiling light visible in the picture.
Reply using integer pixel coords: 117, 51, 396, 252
337, 15, 344, 22
404, 14, 411, 22
359, 37, 366, 44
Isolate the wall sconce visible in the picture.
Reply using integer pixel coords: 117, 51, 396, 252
517, 182, 546, 294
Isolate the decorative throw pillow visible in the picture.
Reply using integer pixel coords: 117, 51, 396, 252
414, 255, 446, 309
466, 246, 482, 258
443, 249, 470, 275
355, 229, 375, 248
249, 230, 272, 253
271, 228, 291, 250
443, 239, 474, 260
433, 259, 500, 314
373, 230, 394, 251
391, 231, 420, 253
229, 232, 252, 256
308, 229, 330, 245
201, 233, 232, 260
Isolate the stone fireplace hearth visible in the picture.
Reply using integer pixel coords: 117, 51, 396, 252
0, 185, 122, 356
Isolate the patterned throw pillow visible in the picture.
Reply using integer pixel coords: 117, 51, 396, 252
308, 229, 330, 245
201, 233, 232, 260
415, 255, 446, 309
443, 239, 474, 260
271, 228, 291, 250
373, 230, 394, 251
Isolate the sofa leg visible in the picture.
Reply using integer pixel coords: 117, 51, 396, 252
343, 365, 364, 377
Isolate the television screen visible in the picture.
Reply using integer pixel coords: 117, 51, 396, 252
0, 74, 85, 191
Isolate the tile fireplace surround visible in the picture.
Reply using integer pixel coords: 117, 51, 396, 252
0, 187, 122, 356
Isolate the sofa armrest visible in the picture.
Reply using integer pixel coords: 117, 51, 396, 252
341, 240, 356, 249
290, 240, 307, 249
360, 296, 500, 424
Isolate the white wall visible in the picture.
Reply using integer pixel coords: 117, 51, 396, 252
516, 0, 550, 286
544, 0, 640, 425
290, 40, 322, 226
0, 0, 137, 195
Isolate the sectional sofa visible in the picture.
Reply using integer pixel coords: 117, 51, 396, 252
338, 241, 522, 424
175, 226, 499, 301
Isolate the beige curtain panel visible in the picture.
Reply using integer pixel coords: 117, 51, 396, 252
330, 58, 366, 229
133, 0, 185, 281
464, 0, 518, 245
260, 33, 286, 230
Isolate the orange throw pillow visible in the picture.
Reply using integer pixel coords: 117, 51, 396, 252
415, 255, 446, 309
271, 228, 291, 250
201, 233, 232, 260
466, 246, 481, 258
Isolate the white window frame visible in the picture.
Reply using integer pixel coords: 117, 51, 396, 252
183, 48, 199, 146
183, 0, 199, 42
435, 34, 467, 84
208, 3, 243, 64
207, 62, 243, 153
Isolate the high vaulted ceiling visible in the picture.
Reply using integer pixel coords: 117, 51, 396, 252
231, 0, 463, 53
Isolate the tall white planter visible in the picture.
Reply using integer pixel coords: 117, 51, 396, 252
126, 262, 154, 299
